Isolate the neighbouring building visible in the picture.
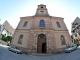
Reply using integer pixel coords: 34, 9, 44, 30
71, 17, 80, 45
11, 4, 72, 53
0, 24, 1, 31
0, 20, 15, 39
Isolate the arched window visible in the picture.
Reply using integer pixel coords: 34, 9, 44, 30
56, 22, 61, 28
61, 35, 65, 45
18, 35, 23, 44
39, 20, 45, 27
23, 21, 28, 27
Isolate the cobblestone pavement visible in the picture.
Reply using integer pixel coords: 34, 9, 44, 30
0, 44, 80, 60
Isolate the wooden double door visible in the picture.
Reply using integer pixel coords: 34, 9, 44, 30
37, 34, 46, 53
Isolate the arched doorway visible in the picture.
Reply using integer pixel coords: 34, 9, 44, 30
37, 34, 46, 53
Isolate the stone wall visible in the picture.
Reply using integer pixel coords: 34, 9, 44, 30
26, 30, 57, 53
0, 40, 8, 45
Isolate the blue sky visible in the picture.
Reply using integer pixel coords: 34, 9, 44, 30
0, 0, 80, 34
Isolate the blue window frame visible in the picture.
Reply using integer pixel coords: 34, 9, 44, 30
23, 21, 28, 27
39, 20, 45, 27
56, 22, 61, 28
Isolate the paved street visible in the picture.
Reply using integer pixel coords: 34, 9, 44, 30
0, 44, 80, 60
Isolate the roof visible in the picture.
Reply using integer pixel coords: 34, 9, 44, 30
71, 17, 80, 31
3, 20, 15, 34
72, 17, 80, 24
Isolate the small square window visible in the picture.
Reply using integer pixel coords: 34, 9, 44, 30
75, 34, 77, 37
78, 32, 80, 35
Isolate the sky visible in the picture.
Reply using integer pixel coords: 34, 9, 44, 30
0, 0, 80, 35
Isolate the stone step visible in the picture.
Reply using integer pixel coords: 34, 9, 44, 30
28, 53, 53, 56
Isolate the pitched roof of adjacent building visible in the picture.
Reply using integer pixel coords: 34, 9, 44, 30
2, 20, 15, 35
72, 17, 80, 23
71, 17, 80, 31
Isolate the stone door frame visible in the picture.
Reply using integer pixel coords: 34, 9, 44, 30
37, 34, 47, 53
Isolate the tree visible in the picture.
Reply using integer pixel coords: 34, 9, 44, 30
1, 34, 7, 42
6, 36, 12, 43
1, 34, 12, 43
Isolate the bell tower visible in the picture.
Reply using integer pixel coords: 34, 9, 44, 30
35, 4, 49, 16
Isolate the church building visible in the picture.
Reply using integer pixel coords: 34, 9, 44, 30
11, 4, 72, 53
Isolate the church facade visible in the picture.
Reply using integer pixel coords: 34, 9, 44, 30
11, 4, 72, 53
